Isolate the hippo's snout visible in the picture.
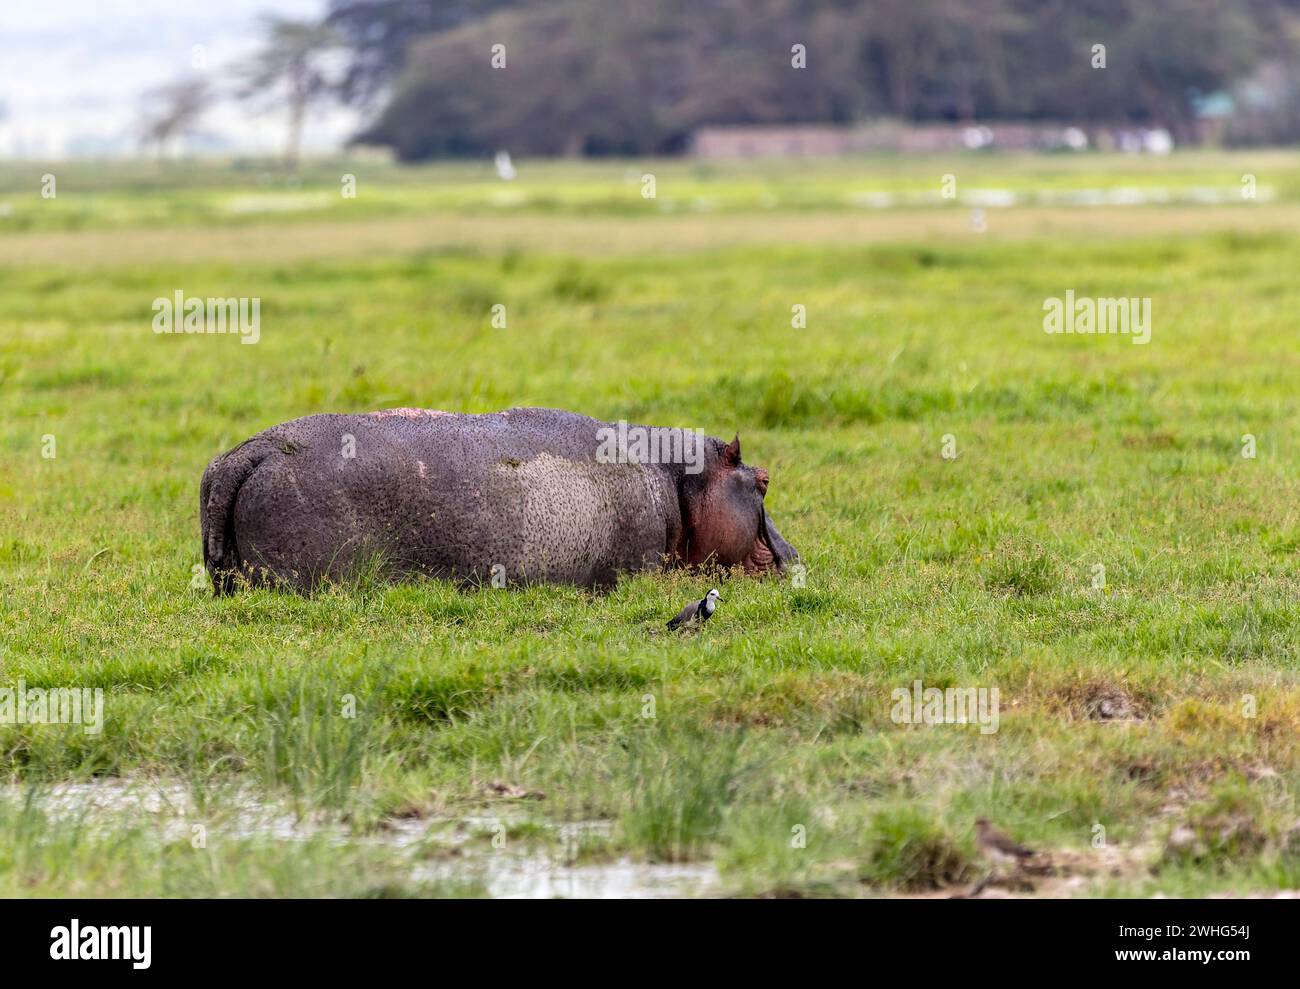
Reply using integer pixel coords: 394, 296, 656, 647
763, 512, 799, 571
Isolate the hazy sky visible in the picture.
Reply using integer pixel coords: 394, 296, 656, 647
0, 0, 361, 157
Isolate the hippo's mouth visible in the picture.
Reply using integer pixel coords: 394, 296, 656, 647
743, 507, 786, 574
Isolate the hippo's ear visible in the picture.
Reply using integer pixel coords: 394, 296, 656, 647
723, 435, 742, 467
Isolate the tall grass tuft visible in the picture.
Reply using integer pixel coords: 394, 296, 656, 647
617, 725, 751, 863
257, 666, 379, 814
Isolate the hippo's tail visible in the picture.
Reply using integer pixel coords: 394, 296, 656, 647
200, 438, 274, 595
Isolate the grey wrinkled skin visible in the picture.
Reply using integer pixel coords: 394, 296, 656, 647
200, 407, 798, 594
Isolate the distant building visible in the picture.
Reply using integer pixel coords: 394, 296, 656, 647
689, 124, 878, 157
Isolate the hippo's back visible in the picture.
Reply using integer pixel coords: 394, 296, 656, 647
201, 407, 682, 591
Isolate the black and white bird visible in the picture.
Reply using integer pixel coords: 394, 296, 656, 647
666, 588, 720, 631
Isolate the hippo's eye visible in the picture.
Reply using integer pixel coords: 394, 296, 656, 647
753, 468, 769, 495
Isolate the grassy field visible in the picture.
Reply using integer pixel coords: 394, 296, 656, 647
3, 151, 1300, 897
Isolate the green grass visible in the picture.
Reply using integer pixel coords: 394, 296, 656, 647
2, 151, 1300, 897
1, 152, 1298, 232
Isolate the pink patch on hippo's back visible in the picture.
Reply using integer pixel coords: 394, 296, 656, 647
369, 408, 453, 420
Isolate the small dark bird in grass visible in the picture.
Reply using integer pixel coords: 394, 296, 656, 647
667, 588, 720, 631
960, 818, 1050, 897
974, 818, 1036, 866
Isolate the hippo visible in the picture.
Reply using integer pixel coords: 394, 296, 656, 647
200, 407, 798, 594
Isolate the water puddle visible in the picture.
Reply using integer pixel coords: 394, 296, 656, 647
847, 185, 1275, 209
4, 780, 719, 898
414, 855, 716, 899
221, 193, 333, 214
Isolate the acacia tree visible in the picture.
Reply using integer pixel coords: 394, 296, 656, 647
137, 78, 213, 157
236, 17, 341, 165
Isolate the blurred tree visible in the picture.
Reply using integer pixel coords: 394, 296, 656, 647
136, 78, 214, 157
236, 17, 342, 165
326, 0, 527, 105
348, 0, 1300, 159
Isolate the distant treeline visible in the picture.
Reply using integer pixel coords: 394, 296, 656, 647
327, 0, 1300, 158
